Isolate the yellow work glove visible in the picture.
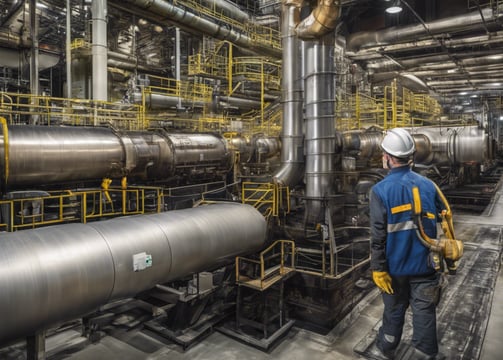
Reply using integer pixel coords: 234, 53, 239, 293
372, 271, 394, 294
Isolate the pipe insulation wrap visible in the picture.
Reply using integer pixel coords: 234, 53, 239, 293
0, 203, 267, 344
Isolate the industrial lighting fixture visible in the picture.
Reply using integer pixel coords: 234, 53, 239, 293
386, 0, 403, 14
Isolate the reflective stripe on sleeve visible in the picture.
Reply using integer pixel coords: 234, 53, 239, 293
387, 220, 417, 233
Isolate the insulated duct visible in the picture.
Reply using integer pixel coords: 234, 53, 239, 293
303, 34, 337, 224
120, 0, 281, 59
296, 0, 340, 39
0, 203, 267, 344
296, 0, 339, 224
273, 0, 304, 186
347, 8, 496, 52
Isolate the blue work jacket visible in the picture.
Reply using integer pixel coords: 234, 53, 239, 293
370, 166, 443, 276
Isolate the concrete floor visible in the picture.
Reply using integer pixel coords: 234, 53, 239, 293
3, 181, 503, 360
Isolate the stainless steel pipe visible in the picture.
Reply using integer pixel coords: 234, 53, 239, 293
0, 203, 266, 344
273, 1, 304, 186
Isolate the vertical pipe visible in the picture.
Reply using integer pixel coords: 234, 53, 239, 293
228, 43, 233, 95
29, 0, 39, 97
66, 0, 72, 98
29, 0, 39, 125
92, 0, 108, 101
175, 27, 181, 110
304, 34, 336, 224
273, 1, 304, 186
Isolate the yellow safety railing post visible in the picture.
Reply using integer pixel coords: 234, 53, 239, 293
82, 193, 87, 224
0, 117, 9, 184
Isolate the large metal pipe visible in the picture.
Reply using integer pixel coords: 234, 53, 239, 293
131, 92, 270, 111
348, 32, 503, 59
347, 8, 496, 51
120, 0, 281, 59
0, 203, 267, 345
92, 0, 108, 101
303, 34, 337, 224
0, 125, 231, 188
200, 0, 250, 23
273, 0, 304, 186
132, 91, 207, 109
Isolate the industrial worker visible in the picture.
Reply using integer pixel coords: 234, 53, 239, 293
369, 128, 444, 360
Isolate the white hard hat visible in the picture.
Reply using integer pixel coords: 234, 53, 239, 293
381, 128, 415, 158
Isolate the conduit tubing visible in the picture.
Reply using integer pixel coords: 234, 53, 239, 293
0, 203, 267, 345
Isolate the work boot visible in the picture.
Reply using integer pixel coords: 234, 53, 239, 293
365, 342, 395, 360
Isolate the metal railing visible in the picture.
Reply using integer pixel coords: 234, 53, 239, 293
336, 83, 442, 130
0, 186, 164, 232
235, 239, 295, 290
0, 92, 144, 130
241, 182, 290, 218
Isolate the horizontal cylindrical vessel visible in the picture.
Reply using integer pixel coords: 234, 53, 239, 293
0, 126, 231, 188
339, 126, 489, 166
0, 203, 266, 344
409, 125, 489, 165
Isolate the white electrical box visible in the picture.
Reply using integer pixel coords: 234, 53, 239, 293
132, 252, 153, 272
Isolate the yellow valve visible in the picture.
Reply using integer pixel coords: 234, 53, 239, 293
101, 178, 113, 203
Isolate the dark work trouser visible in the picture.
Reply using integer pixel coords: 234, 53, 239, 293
377, 272, 441, 356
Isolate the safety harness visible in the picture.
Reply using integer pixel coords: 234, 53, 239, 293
411, 184, 464, 274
